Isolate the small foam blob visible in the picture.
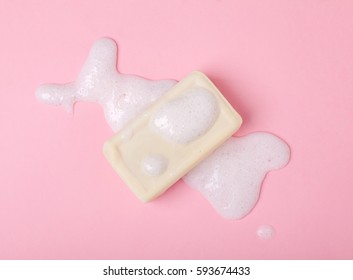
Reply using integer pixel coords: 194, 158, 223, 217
36, 38, 177, 132
150, 87, 219, 144
141, 154, 168, 176
257, 225, 275, 240
183, 132, 290, 220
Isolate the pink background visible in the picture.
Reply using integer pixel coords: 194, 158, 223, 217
1, 0, 353, 259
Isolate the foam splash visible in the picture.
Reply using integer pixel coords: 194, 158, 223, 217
183, 132, 290, 220
36, 38, 177, 133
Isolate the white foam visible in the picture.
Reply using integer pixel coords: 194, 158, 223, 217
183, 132, 290, 220
36, 38, 177, 132
257, 225, 275, 240
150, 87, 219, 144
141, 154, 168, 176
36, 38, 291, 221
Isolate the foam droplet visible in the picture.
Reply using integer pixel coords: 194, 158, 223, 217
183, 132, 290, 219
142, 154, 168, 176
257, 225, 275, 240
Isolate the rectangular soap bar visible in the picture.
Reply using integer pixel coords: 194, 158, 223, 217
103, 71, 242, 202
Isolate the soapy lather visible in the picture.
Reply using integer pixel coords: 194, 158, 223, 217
36, 38, 290, 220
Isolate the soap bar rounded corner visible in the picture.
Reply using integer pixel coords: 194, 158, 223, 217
134, 192, 153, 203
137, 187, 169, 203
102, 140, 114, 164
189, 70, 208, 79
234, 113, 243, 129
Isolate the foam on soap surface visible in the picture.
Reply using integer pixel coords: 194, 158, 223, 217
183, 132, 290, 220
150, 87, 219, 144
36, 38, 177, 132
142, 154, 168, 176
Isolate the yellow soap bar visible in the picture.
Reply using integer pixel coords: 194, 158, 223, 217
103, 71, 242, 202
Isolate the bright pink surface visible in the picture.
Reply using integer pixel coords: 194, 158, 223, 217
1, 0, 353, 259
